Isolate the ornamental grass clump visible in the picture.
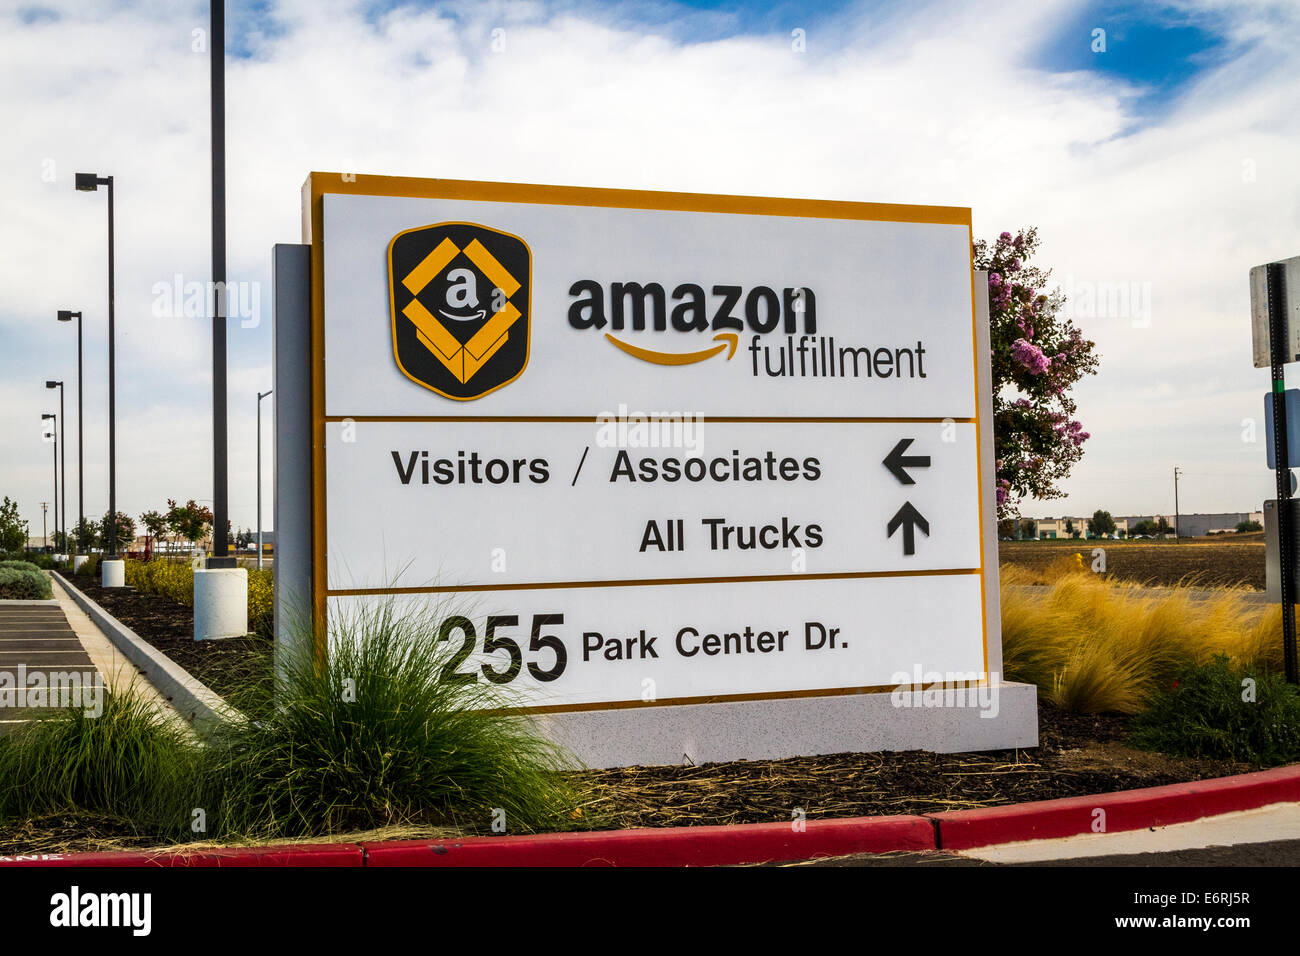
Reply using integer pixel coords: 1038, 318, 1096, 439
205, 597, 580, 839
0, 690, 198, 832
1000, 563, 1280, 714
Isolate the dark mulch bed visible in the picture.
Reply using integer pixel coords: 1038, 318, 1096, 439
0, 815, 164, 857
58, 571, 270, 698
567, 704, 1249, 829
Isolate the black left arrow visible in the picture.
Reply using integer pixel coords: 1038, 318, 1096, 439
883, 438, 931, 485
887, 501, 930, 556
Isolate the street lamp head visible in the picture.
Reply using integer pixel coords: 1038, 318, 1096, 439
56, 310, 80, 322
45, 381, 61, 389
74, 173, 101, 192
41, 413, 54, 421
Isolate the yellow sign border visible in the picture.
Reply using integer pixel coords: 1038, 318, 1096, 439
302, 172, 987, 710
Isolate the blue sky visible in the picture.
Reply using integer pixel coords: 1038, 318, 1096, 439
1, 0, 1298, 536
1038, 1, 1233, 111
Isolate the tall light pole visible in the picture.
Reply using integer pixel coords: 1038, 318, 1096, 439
40, 502, 48, 550
56, 311, 84, 550
257, 388, 272, 569
208, 0, 235, 569
45, 381, 65, 552
74, 173, 117, 558
1173, 466, 1182, 542
41, 413, 58, 551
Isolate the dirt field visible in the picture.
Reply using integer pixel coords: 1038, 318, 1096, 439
998, 534, 1265, 590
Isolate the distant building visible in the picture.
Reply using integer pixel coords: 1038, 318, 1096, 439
1027, 512, 1263, 539
1033, 516, 1128, 540
1118, 513, 1263, 537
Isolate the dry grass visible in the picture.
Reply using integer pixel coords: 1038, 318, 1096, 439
1000, 559, 1281, 714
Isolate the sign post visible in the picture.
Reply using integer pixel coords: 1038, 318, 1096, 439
274, 173, 1038, 766
1253, 257, 1300, 683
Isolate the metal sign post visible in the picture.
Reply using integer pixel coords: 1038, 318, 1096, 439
1267, 261, 1298, 683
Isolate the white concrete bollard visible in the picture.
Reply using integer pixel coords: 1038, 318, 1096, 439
72, 555, 88, 572
194, 567, 249, 641
101, 559, 125, 588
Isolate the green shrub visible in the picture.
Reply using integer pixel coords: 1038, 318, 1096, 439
73, 554, 99, 577
0, 555, 50, 570
1130, 655, 1300, 765
125, 558, 192, 604
0, 566, 52, 600
247, 568, 273, 637
204, 598, 579, 838
0, 691, 198, 832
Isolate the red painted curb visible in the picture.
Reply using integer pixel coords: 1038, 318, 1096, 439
0, 844, 364, 867
929, 764, 1300, 850
7, 764, 1300, 866
363, 816, 934, 867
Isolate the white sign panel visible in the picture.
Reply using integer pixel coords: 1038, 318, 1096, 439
304, 174, 990, 712
1251, 255, 1300, 368
325, 420, 981, 589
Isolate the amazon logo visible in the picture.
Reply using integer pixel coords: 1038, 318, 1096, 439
568, 280, 817, 366
388, 222, 531, 400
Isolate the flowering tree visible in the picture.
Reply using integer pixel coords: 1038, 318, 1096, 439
166, 499, 213, 556
975, 228, 1099, 518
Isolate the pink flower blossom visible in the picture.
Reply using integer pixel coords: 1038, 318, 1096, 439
1010, 338, 1051, 375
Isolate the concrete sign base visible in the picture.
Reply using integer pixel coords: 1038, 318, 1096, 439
536, 681, 1038, 769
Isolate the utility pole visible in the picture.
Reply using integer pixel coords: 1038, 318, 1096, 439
1174, 467, 1182, 542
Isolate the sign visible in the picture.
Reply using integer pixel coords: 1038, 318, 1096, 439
1265, 389, 1300, 470
1265, 499, 1300, 603
1251, 255, 1300, 368
300, 173, 991, 714
1254, 257, 1300, 681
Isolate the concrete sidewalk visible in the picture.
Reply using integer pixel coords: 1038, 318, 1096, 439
48, 575, 183, 721
0, 577, 187, 729
961, 800, 1300, 863
0, 598, 96, 726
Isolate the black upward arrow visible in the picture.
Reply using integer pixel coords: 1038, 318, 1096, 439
883, 438, 931, 485
887, 502, 930, 556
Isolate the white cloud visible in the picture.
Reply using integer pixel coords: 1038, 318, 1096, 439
1, 0, 1298, 535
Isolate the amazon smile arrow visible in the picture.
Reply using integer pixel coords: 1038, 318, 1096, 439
605, 331, 738, 366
